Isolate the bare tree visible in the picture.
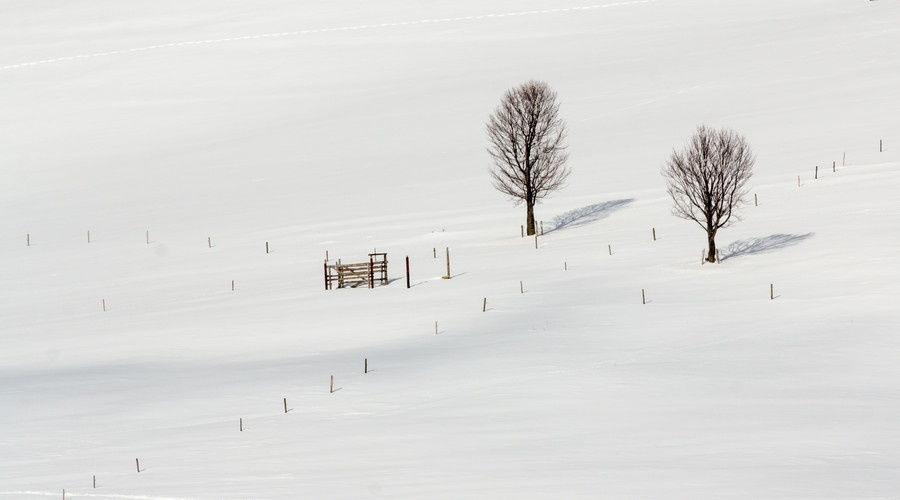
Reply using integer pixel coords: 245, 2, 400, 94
487, 80, 570, 236
663, 125, 755, 262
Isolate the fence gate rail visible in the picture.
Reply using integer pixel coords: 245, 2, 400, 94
325, 253, 388, 289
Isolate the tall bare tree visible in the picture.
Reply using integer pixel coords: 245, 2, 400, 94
663, 125, 755, 262
487, 80, 570, 236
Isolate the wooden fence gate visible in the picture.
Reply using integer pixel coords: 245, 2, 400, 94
324, 253, 388, 289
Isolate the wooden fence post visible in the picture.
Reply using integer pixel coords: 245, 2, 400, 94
369, 257, 374, 289
405, 256, 410, 288
136, 458, 141, 473
444, 247, 451, 279
652, 228, 656, 241
642, 289, 646, 305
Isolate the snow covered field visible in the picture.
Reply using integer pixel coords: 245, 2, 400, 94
2, 0, 900, 498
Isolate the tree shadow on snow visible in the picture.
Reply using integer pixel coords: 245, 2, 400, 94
547, 199, 634, 233
721, 233, 814, 261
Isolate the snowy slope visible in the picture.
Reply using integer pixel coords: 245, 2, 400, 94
2, 0, 900, 498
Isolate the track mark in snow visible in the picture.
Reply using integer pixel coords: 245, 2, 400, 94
0, 0, 656, 71
0, 492, 204, 500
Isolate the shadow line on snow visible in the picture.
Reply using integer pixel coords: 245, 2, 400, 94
547, 199, 634, 233
721, 233, 815, 261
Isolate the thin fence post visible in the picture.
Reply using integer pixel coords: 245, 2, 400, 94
842, 152, 846, 166
240, 418, 243, 432
266, 242, 269, 254
770, 283, 774, 300
435, 321, 438, 335
136, 458, 141, 473
146, 230, 149, 245
521, 225, 524, 238
833, 160, 836, 173
445, 247, 451, 278
483, 297, 487, 312
26, 233, 30, 246
642, 289, 646, 305
540, 221, 544, 235
405, 256, 410, 289
815, 165, 818, 179
652, 227, 656, 241
608, 244, 612, 256
520, 280, 524, 294
534, 234, 538, 249
330, 375, 334, 393
369, 257, 374, 289
365, 358, 368, 374
754, 193, 758, 206
283, 398, 288, 413
880, 139, 883, 152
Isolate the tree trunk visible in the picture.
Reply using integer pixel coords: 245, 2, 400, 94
526, 201, 536, 236
706, 231, 717, 263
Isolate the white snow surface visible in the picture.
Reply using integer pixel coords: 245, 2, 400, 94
2, 0, 900, 498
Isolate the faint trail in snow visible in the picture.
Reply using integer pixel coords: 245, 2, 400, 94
0, 0, 656, 71
0, 492, 205, 500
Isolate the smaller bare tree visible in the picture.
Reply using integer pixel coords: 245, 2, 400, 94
487, 80, 570, 236
663, 125, 755, 262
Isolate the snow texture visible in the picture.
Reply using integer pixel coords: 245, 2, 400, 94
2, 0, 899, 498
